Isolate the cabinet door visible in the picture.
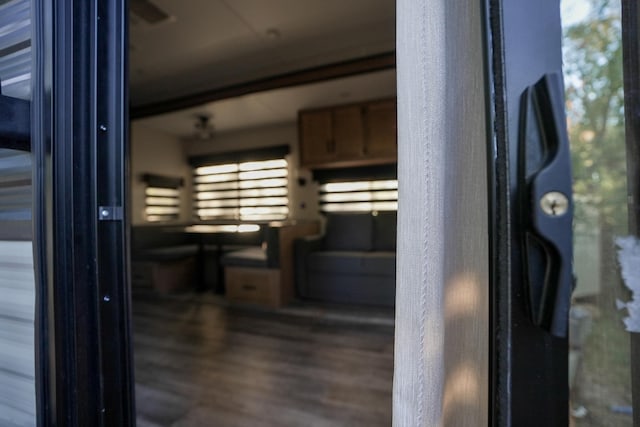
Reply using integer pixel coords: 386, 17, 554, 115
364, 100, 397, 158
299, 110, 334, 166
333, 106, 365, 159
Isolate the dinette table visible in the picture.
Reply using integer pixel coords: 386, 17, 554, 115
182, 224, 262, 292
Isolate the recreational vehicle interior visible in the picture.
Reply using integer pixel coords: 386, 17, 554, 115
0, 0, 636, 426
127, 1, 397, 425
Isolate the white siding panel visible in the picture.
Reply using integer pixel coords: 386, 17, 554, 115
0, 0, 35, 425
0, 241, 35, 426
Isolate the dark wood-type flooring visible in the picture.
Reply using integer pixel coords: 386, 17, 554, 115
133, 293, 395, 427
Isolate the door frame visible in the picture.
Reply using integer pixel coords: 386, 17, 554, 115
32, 1, 134, 425
394, 0, 573, 425
486, 0, 570, 425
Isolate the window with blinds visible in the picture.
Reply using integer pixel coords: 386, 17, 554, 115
193, 158, 289, 221
145, 186, 180, 222
142, 174, 184, 222
319, 179, 398, 213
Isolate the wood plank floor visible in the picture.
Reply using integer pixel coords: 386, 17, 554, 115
133, 293, 395, 427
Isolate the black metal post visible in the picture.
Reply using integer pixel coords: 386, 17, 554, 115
486, 0, 569, 425
32, 0, 134, 425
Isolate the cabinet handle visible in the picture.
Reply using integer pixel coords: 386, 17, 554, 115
242, 284, 257, 291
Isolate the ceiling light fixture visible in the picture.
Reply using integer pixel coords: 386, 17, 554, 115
194, 113, 215, 140
130, 0, 171, 25
265, 28, 282, 40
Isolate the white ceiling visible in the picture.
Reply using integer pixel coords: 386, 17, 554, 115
136, 69, 396, 137
130, 0, 396, 138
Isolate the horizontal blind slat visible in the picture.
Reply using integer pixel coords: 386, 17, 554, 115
193, 157, 288, 221
145, 186, 181, 222
319, 179, 398, 213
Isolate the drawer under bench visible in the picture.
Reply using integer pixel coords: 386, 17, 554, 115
225, 267, 283, 308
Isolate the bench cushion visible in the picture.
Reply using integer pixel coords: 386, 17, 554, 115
221, 247, 268, 268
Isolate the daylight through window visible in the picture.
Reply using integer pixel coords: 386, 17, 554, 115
319, 179, 398, 213
194, 158, 289, 221
145, 186, 180, 222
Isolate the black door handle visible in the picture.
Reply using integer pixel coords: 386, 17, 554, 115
518, 73, 574, 338
0, 78, 30, 151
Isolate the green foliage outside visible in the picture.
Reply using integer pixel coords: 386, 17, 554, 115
562, 1, 632, 425
563, 0, 626, 234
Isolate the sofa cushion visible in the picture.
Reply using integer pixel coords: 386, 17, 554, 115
307, 251, 395, 276
324, 213, 373, 251
307, 274, 396, 307
360, 251, 396, 274
373, 211, 397, 251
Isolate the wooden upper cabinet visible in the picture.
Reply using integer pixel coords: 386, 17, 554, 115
299, 98, 397, 169
332, 106, 365, 159
364, 99, 397, 158
299, 110, 334, 166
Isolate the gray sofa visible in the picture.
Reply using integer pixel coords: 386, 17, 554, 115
294, 212, 396, 307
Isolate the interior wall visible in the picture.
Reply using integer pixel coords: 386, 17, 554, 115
130, 122, 192, 225
185, 122, 321, 221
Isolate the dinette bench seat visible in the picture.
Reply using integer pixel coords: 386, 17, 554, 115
136, 245, 199, 293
